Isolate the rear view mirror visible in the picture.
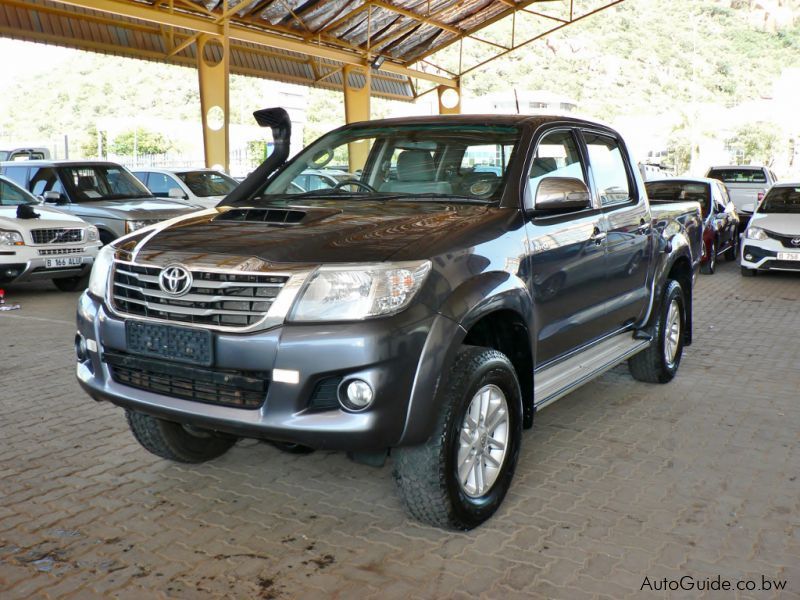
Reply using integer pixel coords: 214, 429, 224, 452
168, 187, 186, 199
534, 177, 591, 213
43, 191, 67, 205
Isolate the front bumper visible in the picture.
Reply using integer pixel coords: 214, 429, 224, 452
741, 238, 800, 272
75, 291, 447, 451
1, 252, 96, 284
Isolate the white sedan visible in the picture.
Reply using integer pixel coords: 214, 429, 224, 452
132, 168, 238, 209
740, 182, 800, 276
1, 175, 101, 291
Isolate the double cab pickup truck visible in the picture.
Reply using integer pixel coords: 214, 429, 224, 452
76, 109, 702, 530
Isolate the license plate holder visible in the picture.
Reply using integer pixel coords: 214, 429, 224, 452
777, 252, 800, 261
125, 321, 213, 366
46, 256, 82, 269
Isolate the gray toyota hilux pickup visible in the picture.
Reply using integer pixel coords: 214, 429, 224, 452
76, 109, 702, 530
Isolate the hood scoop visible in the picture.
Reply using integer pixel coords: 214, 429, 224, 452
216, 208, 306, 225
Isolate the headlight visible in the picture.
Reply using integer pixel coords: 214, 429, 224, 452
290, 261, 431, 322
125, 220, 157, 233
746, 226, 768, 241
87, 225, 99, 242
0, 230, 24, 246
88, 245, 115, 299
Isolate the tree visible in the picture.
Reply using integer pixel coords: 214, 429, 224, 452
81, 124, 107, 159
110, 128, 173, 156
727, 122, 782, 167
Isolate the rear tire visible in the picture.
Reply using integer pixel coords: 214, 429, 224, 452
629, 280, 685, 384
393, 347, 522, 530
700, 241, 716, 274
741, 266, 756, 277
126, 410, 236, 463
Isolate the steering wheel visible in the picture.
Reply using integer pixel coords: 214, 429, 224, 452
333, 179, 377, 193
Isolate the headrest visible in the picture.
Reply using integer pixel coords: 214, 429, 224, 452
397, 150, 435, 182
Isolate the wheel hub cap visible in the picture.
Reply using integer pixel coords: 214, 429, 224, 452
664, 299, 681, 365
457, 384, 509, 498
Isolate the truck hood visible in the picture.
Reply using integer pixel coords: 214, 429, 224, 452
750, 212, 800, 235
0, 204, 90, 229
132, 200, 502, 266
71, 198, 199, 220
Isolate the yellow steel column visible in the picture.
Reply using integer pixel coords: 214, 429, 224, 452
438, 84, 461, 115
197, 32, 230, 171
343, 64, 371, 173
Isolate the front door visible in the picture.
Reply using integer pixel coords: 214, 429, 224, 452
523, 128, 609, 365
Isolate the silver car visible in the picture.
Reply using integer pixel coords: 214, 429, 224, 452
0, 160, 199, 244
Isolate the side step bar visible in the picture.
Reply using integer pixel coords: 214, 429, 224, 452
534, 334, 651, 410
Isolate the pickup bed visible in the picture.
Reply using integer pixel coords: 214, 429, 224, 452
76, 110, 702, 530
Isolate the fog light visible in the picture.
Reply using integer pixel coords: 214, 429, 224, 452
75, 333, 87, 362
342, 379, 374, 410
745, 254, 753, 261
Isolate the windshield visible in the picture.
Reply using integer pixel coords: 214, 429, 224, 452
646, 181, 710, 217
0, 177, 36, 206
760, 187, 800, 214
261, 124, 521, 202
707, 168, 766, 184
58, 165, 153, 201
177, 170, 238, 197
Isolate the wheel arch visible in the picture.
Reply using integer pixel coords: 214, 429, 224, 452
398, 272, 535, 446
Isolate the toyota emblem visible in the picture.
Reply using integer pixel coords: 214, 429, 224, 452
791, 238, 800, 247
159, 265, 193, 296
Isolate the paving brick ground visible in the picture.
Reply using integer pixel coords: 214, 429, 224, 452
1, 259, 799, 599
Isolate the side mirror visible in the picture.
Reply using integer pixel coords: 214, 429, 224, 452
534, 177, 591, 213
741, 203, 754, 214
168, 187, 186, 199
43, 191, 67, 205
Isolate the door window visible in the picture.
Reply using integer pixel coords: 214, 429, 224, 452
28, 167, 65, 197
1, 166, 28, 187
527, 130, 586, 209
146, 172, 179, 197
584, 133, 634, 207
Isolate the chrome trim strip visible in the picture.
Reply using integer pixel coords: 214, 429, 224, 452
115, 267, 285, 289
113, 281, 278, 304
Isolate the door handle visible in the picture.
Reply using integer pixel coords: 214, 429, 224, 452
590, 227, 606, 244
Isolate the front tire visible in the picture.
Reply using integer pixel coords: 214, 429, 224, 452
629, 280, 685, 384
126, 410, 236, 463
393, 347, 522, 530
724, 236, 738, 261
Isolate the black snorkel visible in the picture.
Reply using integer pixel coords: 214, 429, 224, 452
222, 107, 291, 205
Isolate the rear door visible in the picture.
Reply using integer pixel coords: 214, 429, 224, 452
523, 127, 609, 365
581, 129, 652, 328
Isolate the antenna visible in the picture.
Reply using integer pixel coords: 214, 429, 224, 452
513, 89, 520, 114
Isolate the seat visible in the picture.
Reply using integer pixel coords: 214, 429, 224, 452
530, 157, 558, 178
380, 150, 452, 194
77, 175, 96, 193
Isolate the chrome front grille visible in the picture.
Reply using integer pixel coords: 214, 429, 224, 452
111, 263, 289, 328
31, 228, 83, 244
38, 247, 85, 256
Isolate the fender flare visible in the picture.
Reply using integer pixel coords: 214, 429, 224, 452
397, 272, 534, 446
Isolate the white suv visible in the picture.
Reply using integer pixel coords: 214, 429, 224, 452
1, 175, 101, 291
740, 182, 800, 276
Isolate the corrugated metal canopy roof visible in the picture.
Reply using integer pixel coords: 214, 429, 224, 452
0, 0, 624, 100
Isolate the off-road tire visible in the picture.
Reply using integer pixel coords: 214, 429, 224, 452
53, 275, 89, 292
629, 280, 685, 384
126, 410, 236, 463
701, 242, 716, 274
392, 347, 522, 530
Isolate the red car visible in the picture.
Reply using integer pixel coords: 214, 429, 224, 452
646, 178, 740, 274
